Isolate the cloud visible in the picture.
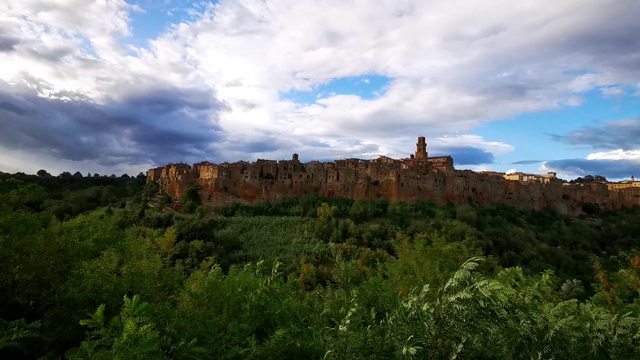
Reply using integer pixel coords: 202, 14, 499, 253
586, 149, 640, 161
0, 35, 19, 52
543, 159, 640, 179
226, 138, 282, 153
436, 146, 495, 165
1, 0, 135, 60
432, 135, 514, 154
600, 86, 624, 97
1, 0, 640, 173
562, 96, 585, 107
165, 0, 640, 153
550, 117, 640, 150
511, 160, 544, 165
546, 119, 640, 179
0, 81, 225, 167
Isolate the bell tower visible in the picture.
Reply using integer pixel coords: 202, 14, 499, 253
415, 136, 428, 159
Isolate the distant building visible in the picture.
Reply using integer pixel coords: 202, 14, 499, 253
503, 171, 557, 184
147, 137, 639, 210
606, 176, 640, 190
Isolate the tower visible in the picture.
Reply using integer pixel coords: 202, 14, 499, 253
415, 136, 428, 159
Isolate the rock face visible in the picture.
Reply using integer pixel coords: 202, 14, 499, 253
147, 138, 640, 211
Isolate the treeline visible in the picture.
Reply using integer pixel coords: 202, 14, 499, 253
0, 170, 147, 220
1, 175, 640, 358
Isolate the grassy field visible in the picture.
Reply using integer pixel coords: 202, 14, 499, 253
217, 216, 329, 265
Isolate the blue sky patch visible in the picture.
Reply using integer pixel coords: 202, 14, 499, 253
475, 88, 640, 174
125, 0, 206, 48
280, 74, 392, 105
562, 69, 597, 76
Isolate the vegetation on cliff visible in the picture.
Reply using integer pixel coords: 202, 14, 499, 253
1, 171, 640, 358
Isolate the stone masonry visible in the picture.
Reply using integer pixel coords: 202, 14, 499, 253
147, 137, 640, 211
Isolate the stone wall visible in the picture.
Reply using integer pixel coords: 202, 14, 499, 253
147, 139, 640, 211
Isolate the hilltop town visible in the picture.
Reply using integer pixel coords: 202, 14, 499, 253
147, 137, 640, 211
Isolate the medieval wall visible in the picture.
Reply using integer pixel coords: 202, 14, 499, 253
147, 140, 640, 211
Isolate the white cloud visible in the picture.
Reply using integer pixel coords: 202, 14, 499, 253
169, 0, 640, 161
567, 73, 603, 93
562, 96, 585, 107
600, 86, 624, 97
433, 135, 514, 154
586, 149, 640, 161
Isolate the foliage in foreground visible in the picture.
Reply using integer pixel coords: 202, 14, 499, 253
66, 258, 640, 359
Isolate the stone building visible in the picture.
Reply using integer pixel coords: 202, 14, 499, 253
607, 176, 640, 190
147, 137, 640, 210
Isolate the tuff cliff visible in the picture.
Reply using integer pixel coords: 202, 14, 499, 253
147, 137, 640, 211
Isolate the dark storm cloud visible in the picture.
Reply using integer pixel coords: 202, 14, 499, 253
545, 159, 640, 179
549, 118, 640, 150
511, 160, 544, 165
562, 4, 640, 77
0, 101, 27, 115
227, 139, 281, 153
435, 146, 494, 165
307, 140, 331, 148
0, 82, 225, 166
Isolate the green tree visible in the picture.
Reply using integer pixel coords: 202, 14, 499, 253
68, 295, 201, 359
455, 203, 478, 226
317, 202, 338, 222
36, 169, 50, 177
387, 200, 410, 227
348, 200, 368, 223
181, 187, 202, 214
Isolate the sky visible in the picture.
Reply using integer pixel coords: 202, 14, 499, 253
0, 0, 639, 180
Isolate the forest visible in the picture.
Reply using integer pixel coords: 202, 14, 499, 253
1, 170, 640, 359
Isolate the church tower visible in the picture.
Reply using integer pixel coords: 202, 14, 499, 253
415, 136, 428, 159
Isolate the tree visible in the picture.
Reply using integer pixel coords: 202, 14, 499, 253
36, 169, 50, 177
181, 186, 202, 214
317, 202, 338, 222
388, 200, 410, 227
456, 203, 478, 226
348, 200, 368, 223
0, 318, 41, 355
